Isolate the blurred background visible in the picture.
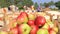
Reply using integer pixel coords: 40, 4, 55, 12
0, 0, 60, 10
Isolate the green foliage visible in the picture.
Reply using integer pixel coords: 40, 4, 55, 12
40, 1, 54, 7
55, 1, 60, 9
0, 0, 33, 8
40, 3, 43, 6
34, 2, 38, 9
48, 1, 54, 6
16, 0, 33, 9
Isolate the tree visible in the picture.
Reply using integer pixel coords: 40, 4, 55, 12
16, 0, 33, 9
0, 0, 14, 7
34, 2, 38, 9
41, 1, 54, 7
40, 3, 44, 6
43, 3, 47, 6
55, 1, 60, 9
48, 1, 54, 6
0, 0, 7, 7
0, 0, 33, 8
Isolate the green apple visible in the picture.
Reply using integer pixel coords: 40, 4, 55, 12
42, 23, 50, 30
19, 24, 31, 34
37, 28, 49, 34
28, 13, 35, 20
47, 21, 54, 28
0, 31, 8, 34
46, 19, 51, 23
52, 27, 58, 32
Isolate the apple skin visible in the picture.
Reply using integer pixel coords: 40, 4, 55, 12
19, 12, 28, 17
0, 31, 8, 34
37, 28, 49, 34
49, 29, 56, 34
17, 15, 28, 24
17, 12, 28, 19
28, 13, 35, 20
18, 24, 31, 34
17, 12, 28, 24
42, 23, 51, 32
28, 20, 35, 26
52, 27, 58, 33
35, 16, 46, 27
9, 27, 18, 34
8, 19, 17, 29
19, 12, 28, 23
30, 25, 39, 34
46, 20, 54, 28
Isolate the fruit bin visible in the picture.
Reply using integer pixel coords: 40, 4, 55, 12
0, 11, 60, 34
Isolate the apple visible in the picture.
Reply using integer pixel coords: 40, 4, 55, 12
17, 15, 25, 24
17, 12, 28, 24
30, 25, 39, 34
17, 12, 28, 19
18, 24, 31, 34
9, 27, 18, 34
35, 16, 46, 26
49, 29, 56, 34
42, 23, 50, 31
0, 31, 8, 34
37, 28, 49, 34
28, 13, 35, 20
19, 12, 28, 17
47, 21, 54, 29
28, 20, 35, 26
8, 19, 17, 29
23, 17, 28, 24
52, 27, 58, 32
17, 15, 28, 24
46, 19, 51, 23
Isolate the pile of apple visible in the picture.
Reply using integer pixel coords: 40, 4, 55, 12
0, 12, 58, 34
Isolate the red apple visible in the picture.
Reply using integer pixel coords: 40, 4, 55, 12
28, 20, 35, 26
49, 29, 56, 34
30, 25, 39, 34
17, 12, 28, 24
17, 12, 28, 18
35, 16, 46, 26
20, 12, 28, 17
17, 15, 25, 24
0, 18, 3, 20
10, 27, 18, 34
